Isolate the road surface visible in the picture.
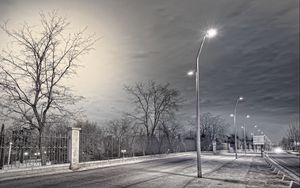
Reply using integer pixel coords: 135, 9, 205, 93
0, 153, 290, 188
0, 153, 237, 188
268, 152, 300, 177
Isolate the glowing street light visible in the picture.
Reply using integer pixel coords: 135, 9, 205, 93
192, 28, 218, 178
206, 28, 218, 38
187, 70, 195, 76
242, 114, 250, 153
231, 96, 244, 159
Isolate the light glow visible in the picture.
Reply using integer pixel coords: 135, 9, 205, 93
239, 96, 244, 101
206, 28, 217, 38
187, 70, 195, 76
274, 147, 283, 154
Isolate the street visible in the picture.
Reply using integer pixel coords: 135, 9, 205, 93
0, 153, 290, 188
268, 152, 300, 177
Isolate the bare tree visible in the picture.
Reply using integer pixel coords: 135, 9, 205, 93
287, 121, 300, 151
75, 120, 105, 161
279, 137, 290, 150
127, 122, 143, 156
106, 117, 131, 157
160, 117, 184, 153
189, 113, 229, 151
124, 81, 181, 154
0, 11, 96, 165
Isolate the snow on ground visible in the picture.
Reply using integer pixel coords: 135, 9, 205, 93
186, 154, 290, 188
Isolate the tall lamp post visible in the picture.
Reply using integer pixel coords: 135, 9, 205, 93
250, 132, 254, 151
188, 28, 217, 178
230, 96, 244, 159
241, 114, 250, 153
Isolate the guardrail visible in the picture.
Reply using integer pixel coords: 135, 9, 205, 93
264, 153, 300, 188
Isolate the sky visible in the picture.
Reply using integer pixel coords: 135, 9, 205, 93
0, 0, 299, 142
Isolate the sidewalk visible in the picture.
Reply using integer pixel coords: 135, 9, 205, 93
186, 154, 291, 188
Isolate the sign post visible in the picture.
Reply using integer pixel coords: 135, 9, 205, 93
121, 149, 126, 159
212, 141, 216, 155
253, 135, 265, 157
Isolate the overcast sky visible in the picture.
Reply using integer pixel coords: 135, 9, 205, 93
0, 0, 299, 142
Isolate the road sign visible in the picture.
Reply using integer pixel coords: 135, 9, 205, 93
253, 135, 265, 145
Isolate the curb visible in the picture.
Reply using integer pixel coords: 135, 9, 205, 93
0, 163, 71, 182
0, 152, 194, 182
77, 152, 194, 171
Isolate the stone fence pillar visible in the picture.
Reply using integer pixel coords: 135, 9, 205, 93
68, 127, 81, 170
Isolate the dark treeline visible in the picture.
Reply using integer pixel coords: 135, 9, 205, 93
0, 80, 234, 163
279, 121, 300, 151
70, 81, 232, 161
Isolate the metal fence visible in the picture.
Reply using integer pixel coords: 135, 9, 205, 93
0, 129, 68, 170
79, 132, 196, 162
0, 127, 197, 167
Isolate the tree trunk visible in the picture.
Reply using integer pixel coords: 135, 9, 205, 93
158, 136, 163, 154
118, 138, 121, 158
147, 134, 155, 155
130, 136, 135, 157
167, 136, 174, 153
0, 124, 5, 169
38, 128, 47, 166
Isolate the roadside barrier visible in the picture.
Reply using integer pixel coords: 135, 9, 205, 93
264, 153, 300, 188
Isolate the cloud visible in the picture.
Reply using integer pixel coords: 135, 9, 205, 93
0, 0, 298, 142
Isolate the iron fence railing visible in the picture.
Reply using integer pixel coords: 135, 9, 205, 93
79, 133, 195, 162
0, 130, 68, 170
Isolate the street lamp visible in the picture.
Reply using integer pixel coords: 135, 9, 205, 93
192, 28, 217, 178
243, 115, 250, 153
241, 126, 245, 151
187, 70, 195, 76
250, 132, 254, 151
231, 96, 244, 159
206, 28, 217, 38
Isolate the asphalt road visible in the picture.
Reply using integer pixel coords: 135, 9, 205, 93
268, 152, 300, 177
0, 153, 235, 188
